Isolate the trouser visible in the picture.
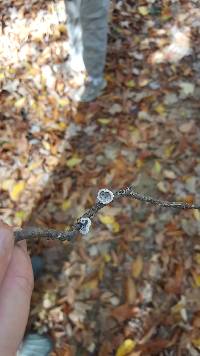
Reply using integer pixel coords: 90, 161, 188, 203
64, 0, 109, 79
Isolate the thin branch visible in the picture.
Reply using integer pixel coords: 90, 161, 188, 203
14, 185, 200, 243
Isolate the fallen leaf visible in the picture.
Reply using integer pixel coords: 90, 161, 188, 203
138, 6, 149, 16
116, 339, 136, 356
153, 161, 162, 174
179, 81, 195, 97
179, 121, 194, 133
1, 179, 14, 191
192, 271, 200, 287
125, 277, 137, 305
66, 156, 82, 168
15, 97, 26, 108
163, 170, 176, 180
111, 304, 136, 323
157, 181, 169, 193
81, 277, 99, 291
194, 253, 200, 264
98, 118, 111, 125
132, 255, 143, 279
109, 103, 122, 115
10, 181, 25, 202
125, 80, 136, 88
62, 200, 71, 211
194, 210, 200, 222
192, 338, 200, 349
154, 104, 165, 115
99, 215, 120, 233
15, 210, 27, 222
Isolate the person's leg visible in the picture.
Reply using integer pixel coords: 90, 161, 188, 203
64, 0, 85, 73
81, 0, 109, 81
66, 0, 110, 102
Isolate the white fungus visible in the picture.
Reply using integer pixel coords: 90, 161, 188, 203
97, 188, 114, 205
79, 217, 92, 235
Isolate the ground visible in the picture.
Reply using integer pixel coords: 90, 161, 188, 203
1, 0, 200, 355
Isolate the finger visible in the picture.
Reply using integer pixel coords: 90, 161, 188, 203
0, 240, 34, 355
0, 221, 14, 286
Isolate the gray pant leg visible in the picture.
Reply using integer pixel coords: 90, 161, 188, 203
65, 0, 85, 71
81, 0, 109, 79
65, 0, 109, 79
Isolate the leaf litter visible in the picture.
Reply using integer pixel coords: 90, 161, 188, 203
1, 0, 200, 355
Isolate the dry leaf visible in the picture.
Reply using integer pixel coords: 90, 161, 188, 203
66, 156, 82, 168
116, 339, 136, 356
125, 277, 137, 305
111, 304, 136, 323
163, 170, 176, 180
138, 6, 149, 16
132, 255, 143, 279
99, 215, 120, 233
10, 181, 25, 202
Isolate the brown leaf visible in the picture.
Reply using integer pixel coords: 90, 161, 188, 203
111, 304, 136, 323
125, 277, 137, 305
132, 256, 143, 279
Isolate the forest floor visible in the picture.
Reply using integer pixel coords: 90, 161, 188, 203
1, 0, 200, 355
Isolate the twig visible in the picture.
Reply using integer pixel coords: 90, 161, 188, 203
14, 185, 200, 242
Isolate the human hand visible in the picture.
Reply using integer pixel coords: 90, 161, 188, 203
0, 221, 34, 356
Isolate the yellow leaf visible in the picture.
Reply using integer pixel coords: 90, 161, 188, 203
0, 73, 5, 80
99, 215, 115, 225
155, 104, 165, 115
28, 160, 43, 171
126, 80, 136, 88
171, 301, 183, 314
99, 262, 105, 281
157, 181, 168, 193
82, 278, 98, 291
98, 118, 111, 125
66, 156, 82, 168
126, 277, 137, 305
163, 170, 176, 180
57, 23, 67, 34
132, 255, 143, 279
192, 338, 200, 349
136, 159, 143, 169
113, 221, 120, 233
62, 200, 71, 211
15, 97, 26, 109
42, 141, 51, 151
164, 145, 175, 158
138, 6, 149, 16
116, 339, 136, 356
192, 272, 200, 287
58, 122, 67, 130
58, 98, 70, 107
15, 210, 27, 222
103, 253, 111, 263
99, 215, 120, 233
1, 179, 14, 191
194, 253, 200, 265
153, 160, 162, 174
10, 181, 25, 201
194, 209, 200, 221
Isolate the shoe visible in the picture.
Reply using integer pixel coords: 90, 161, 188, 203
69, 78, 107, 102
17, 333, 53, 356
31, 255, 44, 280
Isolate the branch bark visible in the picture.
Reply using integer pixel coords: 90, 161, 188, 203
14, 185, 200, 243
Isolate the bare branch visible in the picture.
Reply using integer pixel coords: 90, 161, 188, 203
14, 185, 200, 243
